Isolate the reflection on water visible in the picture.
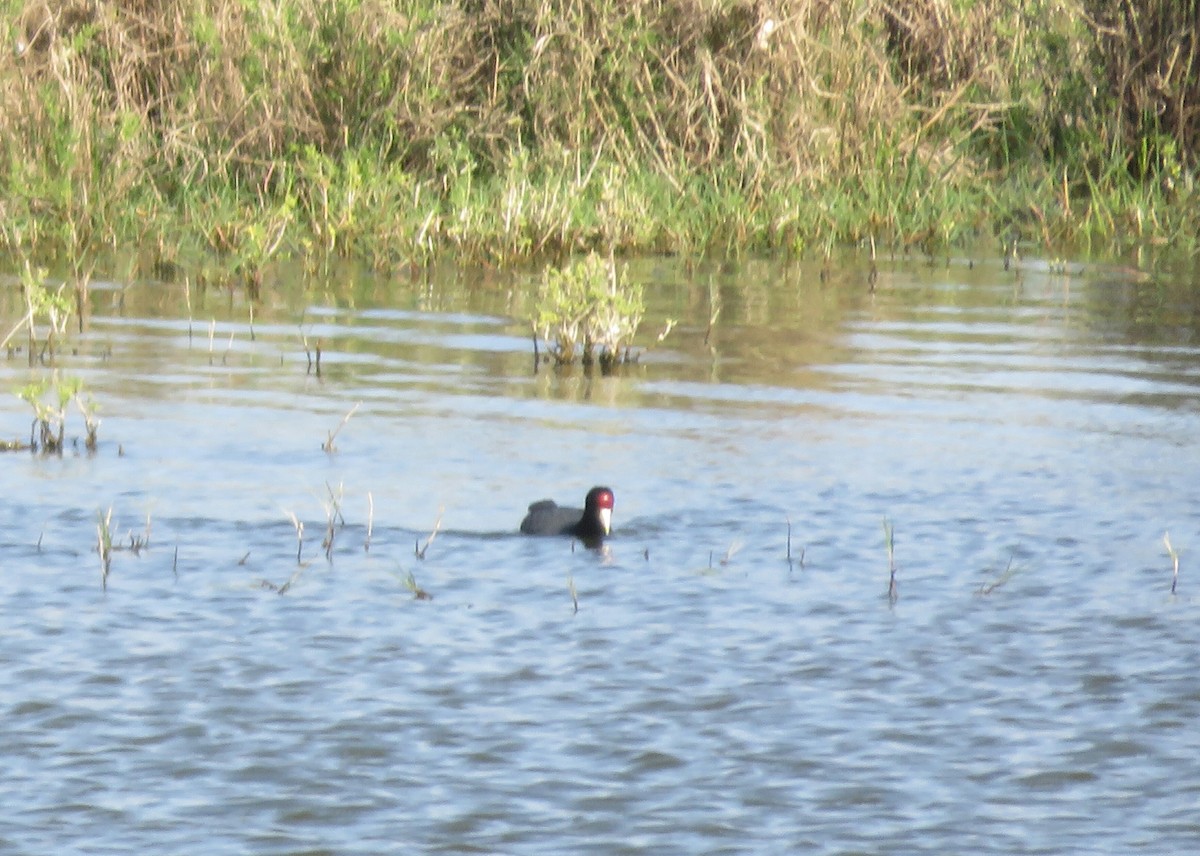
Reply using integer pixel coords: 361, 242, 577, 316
2, 252, 1200, 854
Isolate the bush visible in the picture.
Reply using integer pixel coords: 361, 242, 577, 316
533, 252, 643, 369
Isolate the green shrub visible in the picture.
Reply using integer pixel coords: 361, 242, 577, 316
534, 252, 643, 369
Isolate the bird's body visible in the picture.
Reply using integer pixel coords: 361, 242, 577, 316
520, 487, 614, 542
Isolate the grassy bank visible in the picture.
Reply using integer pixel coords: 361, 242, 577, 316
1, 0, 1197, 285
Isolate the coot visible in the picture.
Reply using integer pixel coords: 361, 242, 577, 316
520, 486, 614, 540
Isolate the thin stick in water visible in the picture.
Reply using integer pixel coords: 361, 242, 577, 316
704, 306, 720, 347
97, 506, 113, 591
365, 491, 374, 553
868, 234, 878, 290
1165, 531, 1180, 595
323, 402, 361, 453
323, 481, 344, 562
977, 552, 1018, 596
286, 510, 304, 564
415, 507, 444, 559
884, 517, 898, 603
185, 278, 194, 346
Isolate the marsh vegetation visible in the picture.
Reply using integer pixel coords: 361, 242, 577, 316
533, 252, 643, 368
0, 0, 1196, 294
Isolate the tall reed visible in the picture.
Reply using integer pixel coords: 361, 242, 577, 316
0, 0, 1194, 275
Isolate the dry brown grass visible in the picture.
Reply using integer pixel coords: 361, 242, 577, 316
0, 0, 1021, 182
0, 0, 1195, 266
1090, 0, 1200, 173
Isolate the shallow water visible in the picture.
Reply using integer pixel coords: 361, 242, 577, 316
2, 253, 1200, 854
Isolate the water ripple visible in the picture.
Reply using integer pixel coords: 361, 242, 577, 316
2, 257, 1200, 853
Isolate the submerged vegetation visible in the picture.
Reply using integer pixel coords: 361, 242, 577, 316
0, 0, 1196, 287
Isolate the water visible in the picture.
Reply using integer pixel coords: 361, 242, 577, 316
2, 254, 1199, 854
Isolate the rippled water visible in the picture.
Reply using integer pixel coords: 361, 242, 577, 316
2, 253, 1200, 854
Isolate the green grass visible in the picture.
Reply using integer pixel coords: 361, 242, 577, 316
0, 0, 1196, 284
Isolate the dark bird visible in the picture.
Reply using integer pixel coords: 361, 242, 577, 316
520, 486, 614, 541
